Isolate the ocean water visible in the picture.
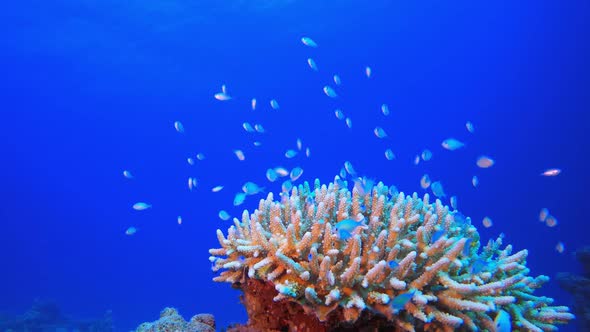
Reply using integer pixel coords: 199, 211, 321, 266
1, 0, 589, 331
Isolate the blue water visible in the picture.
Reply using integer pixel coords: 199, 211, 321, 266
1, 1, 589, 331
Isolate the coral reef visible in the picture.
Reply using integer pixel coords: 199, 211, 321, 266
135, 307, 215, 332
557, 246, 590, 331
210, 177, 574, 331
0, 298, 113, 331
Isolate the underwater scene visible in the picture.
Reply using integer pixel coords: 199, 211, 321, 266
2, 0, 590, 331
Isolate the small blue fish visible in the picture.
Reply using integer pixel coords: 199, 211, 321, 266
453, 211, 469, 225
323, 85, 338, 98
218, 210, 231, 221
339, 167, 347, 179
174, 121, 185, 133
301, 36, 318, 48
308, 253, 313, 261
472, 175, 479, 187
494, 310, 512, 332
285, 149, 298, 158
431, 181, 446, 198
270, 99, 280, 110
214, 92, 231, 101
338, 229, 352, 240
413, 154, 421, 165
125, 226, 137, 235
469, 259, 487, 274
335, 218, 365, 234
539, 208, 550, 222
290, 167, 304, 181
335, 178, 346, 189
420, 174, 431, 189
254, 124, 265, 133
242, 182, 264, 195
307, 58, 318, 71
344, 161, 356, 176
282, 180, 293, 193
266, 168, 278, 182
441, 138, 465, 151
450, 196, 458, 210
242, 122, 255, 133
431, 230, 445, 243
391, 290, 415, 311
374, 127, 388, 138
233, 149, 246, 161
388, 185, 398, 197
333, 74, 342, 85
296, 138, 303, 150
388, 261, 399, 269
345, 117, 352, 128
359, 203, 366, 213
132, 202, 152, 211
210, 257, 218, 271
233, 193, 247, 206
354, 177, 374, 196
385, 149, 395, 160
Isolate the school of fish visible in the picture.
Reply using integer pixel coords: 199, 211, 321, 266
121, 35, 566, 262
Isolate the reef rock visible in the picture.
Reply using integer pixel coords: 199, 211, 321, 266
557, 246, 590, 332
135, 307, 215, 332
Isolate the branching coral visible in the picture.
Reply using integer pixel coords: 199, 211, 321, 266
210, 176, 574, 331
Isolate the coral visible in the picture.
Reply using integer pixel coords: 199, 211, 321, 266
557, 246, 590, 331
0, 299, 113, 332
210, 177, 574, 331
135, 307, 215, 332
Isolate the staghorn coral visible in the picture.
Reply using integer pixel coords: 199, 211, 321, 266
210, 176, 574, 331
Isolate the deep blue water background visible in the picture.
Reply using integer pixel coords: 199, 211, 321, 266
1, 0, 589, 331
